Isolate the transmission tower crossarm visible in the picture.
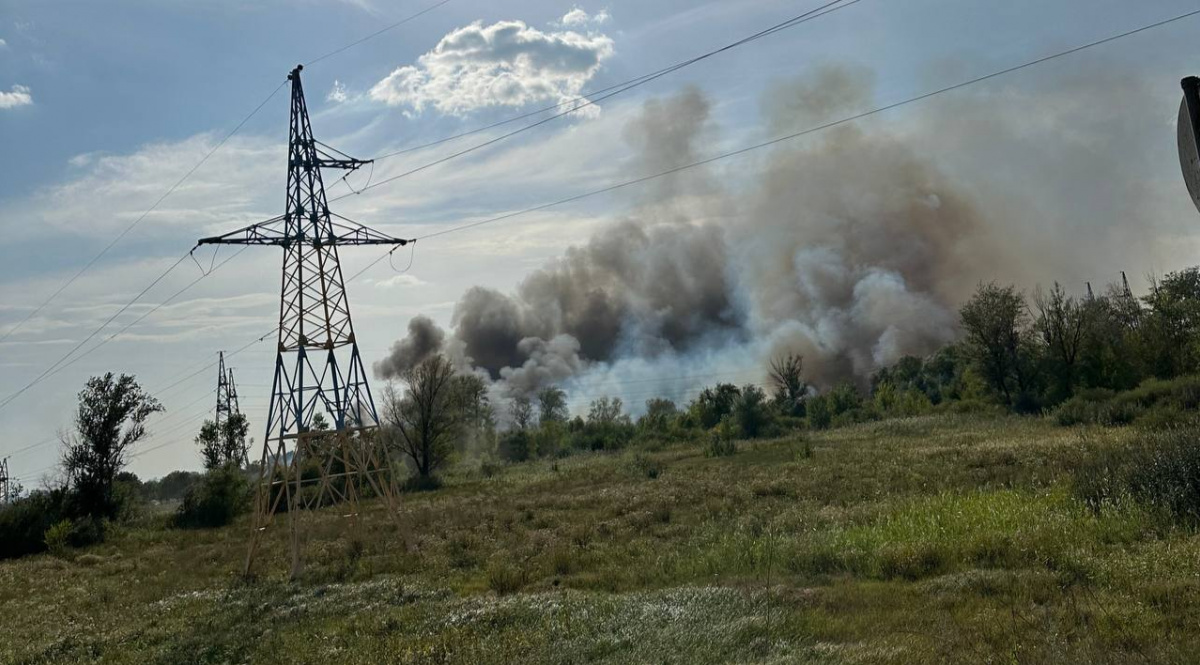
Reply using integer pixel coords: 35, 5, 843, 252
198, 214, 409, 248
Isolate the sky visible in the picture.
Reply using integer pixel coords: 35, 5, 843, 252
2, 0, 1200, 484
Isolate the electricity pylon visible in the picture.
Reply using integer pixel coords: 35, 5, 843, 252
215, 351, 248, 465
199, 65, 409, 577
0, 457, 10, 504
215, 351, 233, 429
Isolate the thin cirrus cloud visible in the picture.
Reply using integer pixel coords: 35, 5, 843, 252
0, 84, 33, 109
369, 9, 614, 116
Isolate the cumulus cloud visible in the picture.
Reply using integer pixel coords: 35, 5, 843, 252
369, 18, 614, 116
0, 84, 32, 109
558, 8, 610, 28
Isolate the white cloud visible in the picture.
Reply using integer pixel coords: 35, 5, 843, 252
0, 38, 8, 48
559, 8, 610, 28
370, 274, 427, 289
0, 84, 32, 109
327, 79, 348, 103
369, 18, 614, 116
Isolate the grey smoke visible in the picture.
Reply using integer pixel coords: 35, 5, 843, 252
375, 315, 446, 379
378, 62, 1186, 411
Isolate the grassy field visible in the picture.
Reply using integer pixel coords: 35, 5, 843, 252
2, 414, 1198, 664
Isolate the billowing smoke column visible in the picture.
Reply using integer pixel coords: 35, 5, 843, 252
377, 66, 1001, 410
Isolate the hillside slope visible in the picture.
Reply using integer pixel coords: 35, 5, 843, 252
2, 414, 1196, 664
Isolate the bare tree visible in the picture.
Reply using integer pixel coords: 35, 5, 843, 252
382, 355, 460, 480
1034, 283, 1089, 396
62, 373, 163, 517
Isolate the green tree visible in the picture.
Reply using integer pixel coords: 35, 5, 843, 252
960, 283, 1035, 410
195, 413, 250, 470
1033, 282, 1089, 403
537, 386, 569, 425
509, 395, 533, 431
768, 353, 807, 416
733, 384, 773, 438
62, 373, 163, 518
691, 383, 741, 429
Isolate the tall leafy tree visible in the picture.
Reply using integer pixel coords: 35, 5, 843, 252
62, 373, 163, 517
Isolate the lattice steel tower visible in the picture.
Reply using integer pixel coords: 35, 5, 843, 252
215, 351, 247, 465
199, 65, 408, 576
0, 457, 10, 504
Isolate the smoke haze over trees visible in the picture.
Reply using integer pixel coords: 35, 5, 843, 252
375, 63, 1190, 416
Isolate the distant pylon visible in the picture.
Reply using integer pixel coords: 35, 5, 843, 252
0, 457, 10, 504
215, 351, 248, 465
215, 351, 233, 432
199, 65, 409, 577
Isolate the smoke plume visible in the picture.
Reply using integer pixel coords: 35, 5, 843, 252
375, 315, 446, 379
376, 62, 1181, 414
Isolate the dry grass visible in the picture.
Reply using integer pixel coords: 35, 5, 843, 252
1, 413, 1196, 663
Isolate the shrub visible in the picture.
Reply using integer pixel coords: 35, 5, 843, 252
691, 384, 741, 429
174, 466, 251, 529
806, 395, 832, 430
486, 561, 525, 595
0, 490, 67, 560
733, 384, 774, 439
705, 420, 737, 458
1074, 428, 1200, 524
1053, 395, 1139, 427
629, 452, 664, 479
402, 474, 443, 493
1125, 430, 1200, 523
498, 429, 533, 462
44, 519, 74, 560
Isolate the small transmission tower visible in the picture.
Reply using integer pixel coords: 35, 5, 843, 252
199, 65, 409, 576
215, 351, 233, 431
215, 351, 248, 465
0, 457, 10, 504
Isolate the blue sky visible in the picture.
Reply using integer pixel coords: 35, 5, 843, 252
3, 0, 1200, 483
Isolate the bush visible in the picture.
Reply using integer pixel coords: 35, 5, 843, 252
486, 560, 525, 595
629, 452, 664, 479
1074, 428, 1200, 524
498, 429, 533, 462
1053, 395, 1139, 427
0, 490, 67, 559
733, 385, 774, 439
704, 420, 737, 458
402, 474, 443, 492
174, 466, 251, 529
806, 395, 832, 430
691, 384, 741, 429
44, 519, 73, 560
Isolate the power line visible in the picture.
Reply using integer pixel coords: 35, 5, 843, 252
365, 0, 860, 163
2, 248, 255, 410
0, 1, 837, 423
0, 82, 288, 346
0, 0, 456, 345
407, 7, 1200, 243
304, 0, 455, 66
8, 6, 1196, 463
329, 0, 861, 202
0, 251, 194, 411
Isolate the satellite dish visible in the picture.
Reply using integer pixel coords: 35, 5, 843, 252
1178, 77, 1200, 215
